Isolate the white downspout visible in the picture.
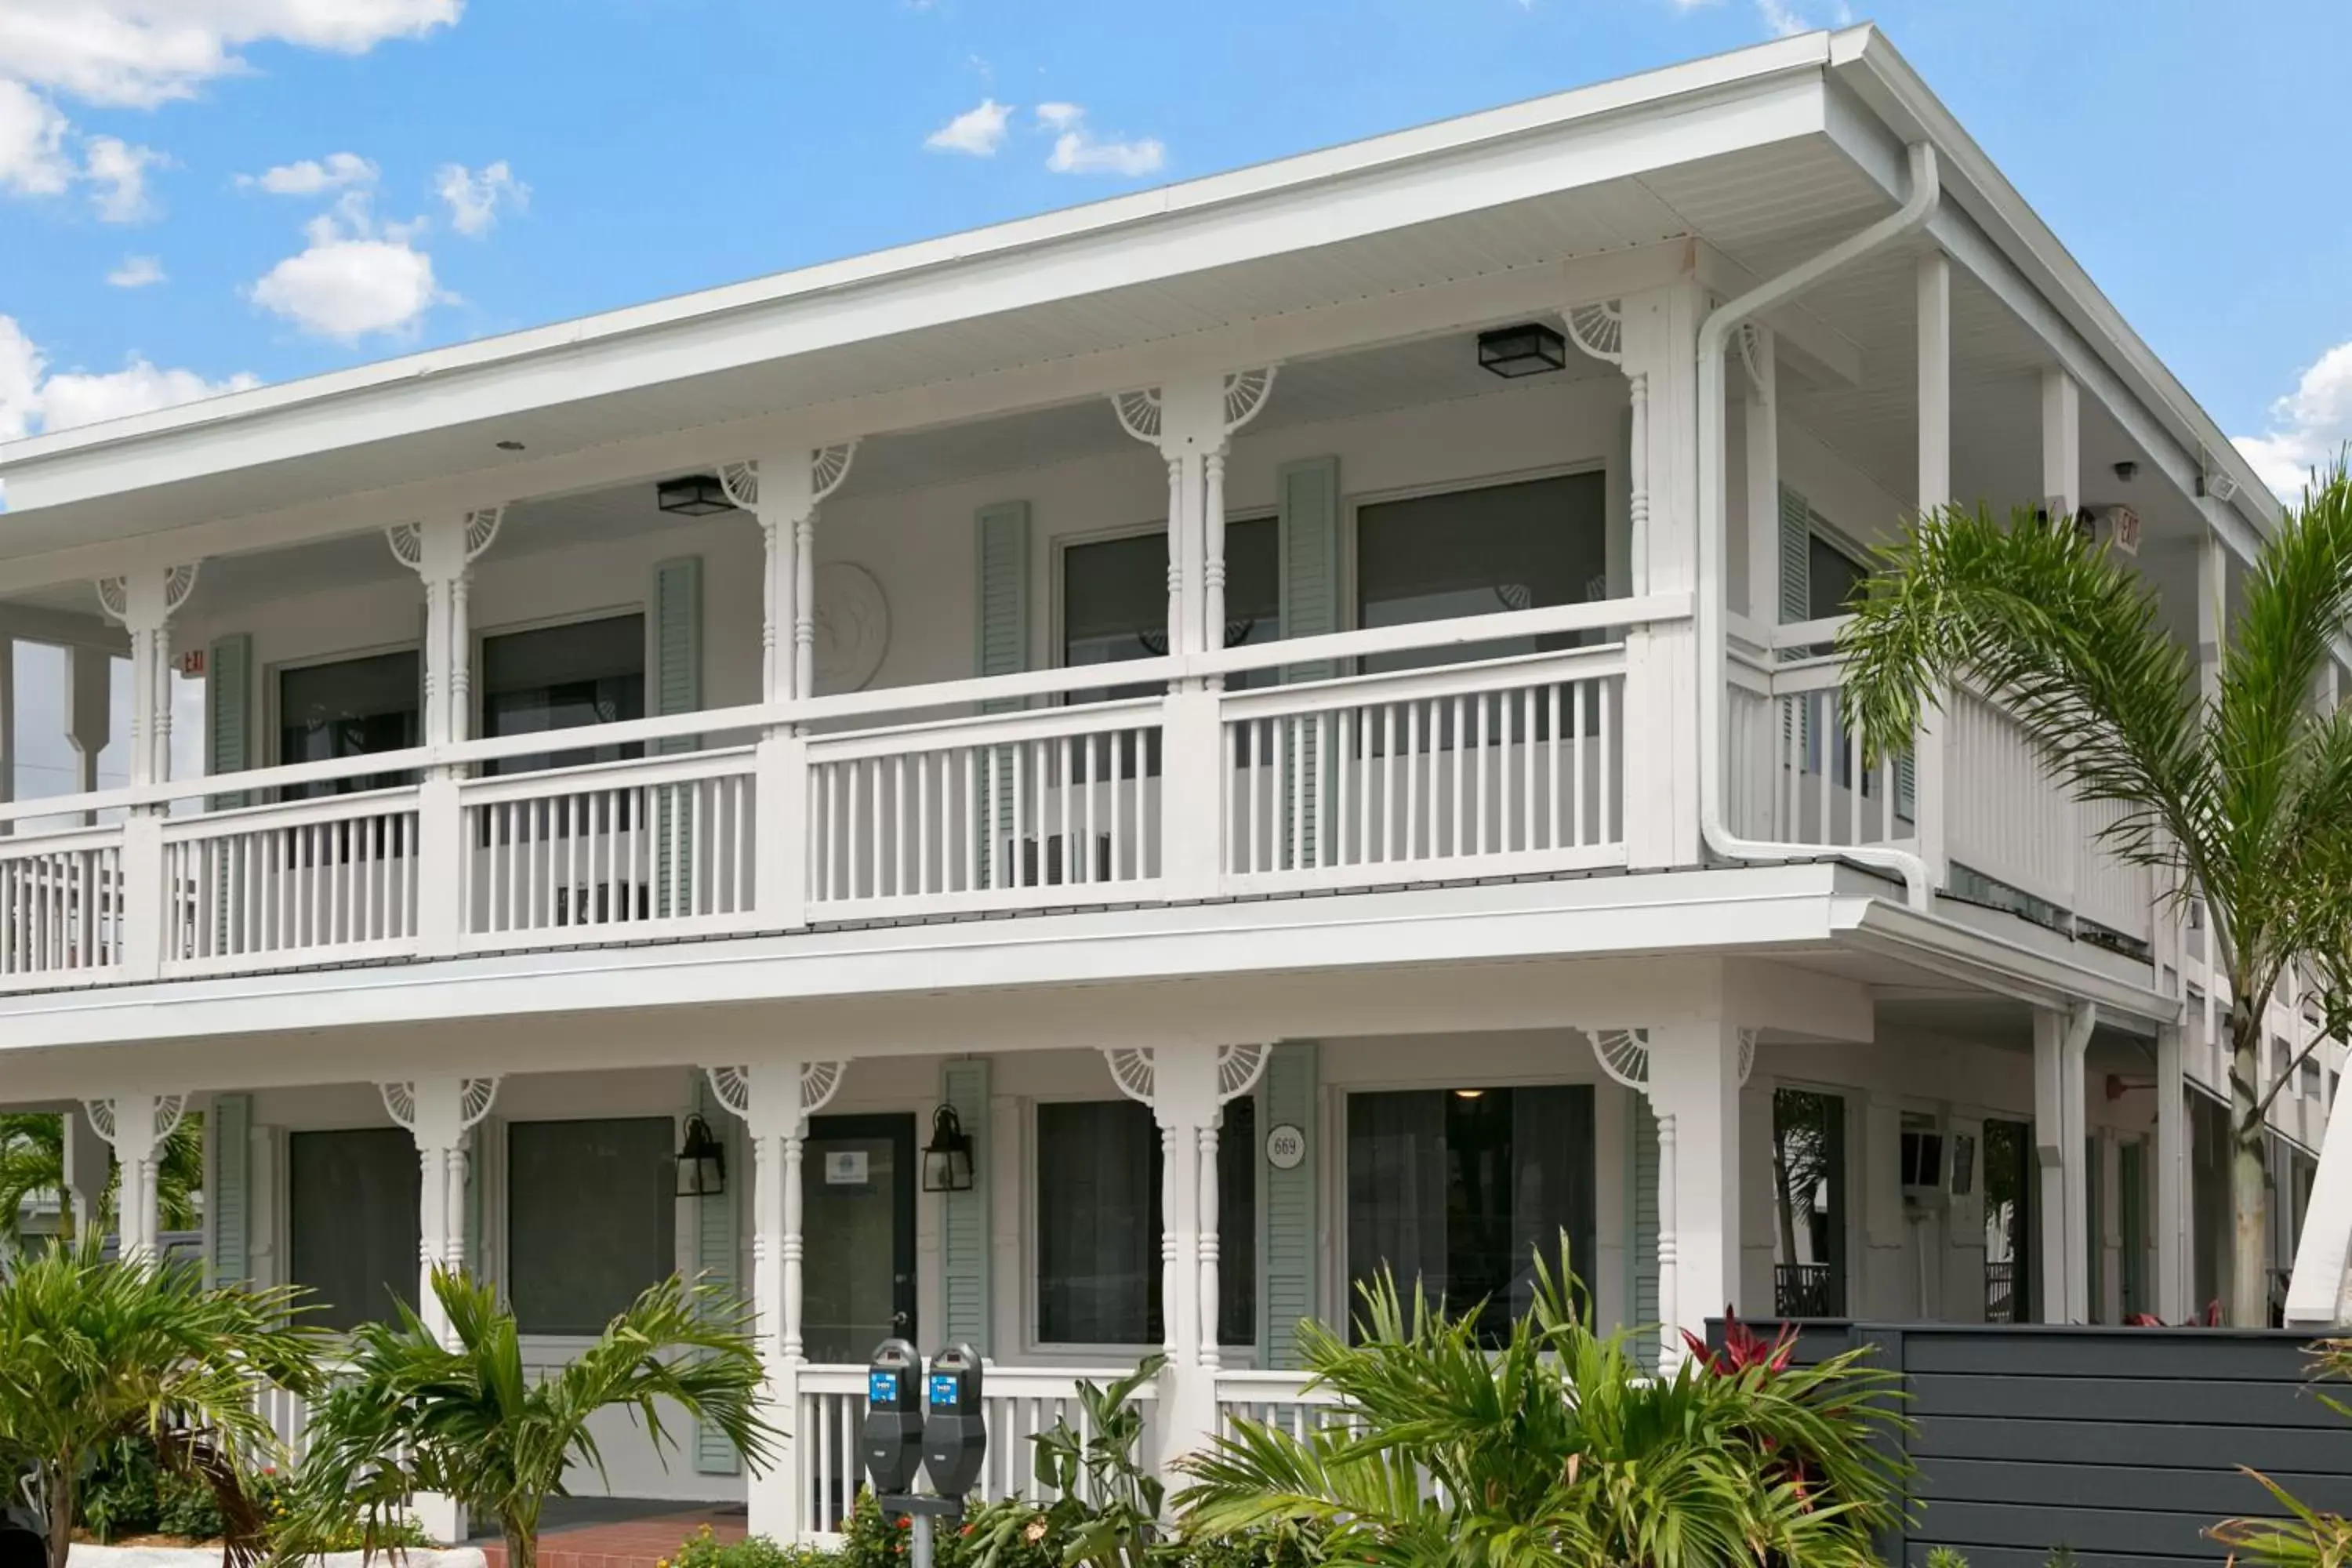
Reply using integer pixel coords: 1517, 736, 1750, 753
1697, 141, 1941, 910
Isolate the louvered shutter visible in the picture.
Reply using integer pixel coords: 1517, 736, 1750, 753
975, 503, 1030, 885
940, 1059, 992, 1352
691, 1074, 745, 1473
206, 634, 252, 809
652, 557, 703, 916
1258, 1042, 1319, 1367
207, 1094, 252, 1288
1630, 1094, 1661, 1368
1279, 460, 1341, 867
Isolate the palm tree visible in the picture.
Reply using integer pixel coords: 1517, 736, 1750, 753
1838, 459, 2352, 1327
1177, 1247, 1905, 1568
284, 1268, 780, 1568
0, 1237, 322, 1568
0, 1109, 204, 1246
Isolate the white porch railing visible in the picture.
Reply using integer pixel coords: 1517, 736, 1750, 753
1210, 1369, 1346, 1440
19, 587, 2230, 993
797, 1363, 1158, 1534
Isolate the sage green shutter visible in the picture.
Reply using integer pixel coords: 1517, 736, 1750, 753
1630, 1093, 1660, 1367
2086, 1134, 2103, 1323
1258, 1041, 1319, 1367
692, 1075, 744, 1474
1279, 460, 1341, 868
464, 1116, 496, 1282
2118, 1139, 2147, 1319
206, 634, 252, 810
1777, 485, 1813, 628
206, 1094, 251, 1287
652, 557, 703, 917
940, 1060, 992, 1352
975, 503, 1029, 884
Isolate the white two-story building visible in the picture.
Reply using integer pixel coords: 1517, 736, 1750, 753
0, 23, 2337, 1541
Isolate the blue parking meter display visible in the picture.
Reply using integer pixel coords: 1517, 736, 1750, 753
920, 1342, 988, 1498
862, 1339, 925, 1497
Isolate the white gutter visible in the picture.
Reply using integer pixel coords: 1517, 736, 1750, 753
1697, 140, 1940, 910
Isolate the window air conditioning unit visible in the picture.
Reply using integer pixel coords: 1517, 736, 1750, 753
1900, 1126, 1947, 1204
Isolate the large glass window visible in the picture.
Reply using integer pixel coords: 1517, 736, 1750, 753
1356, 474, 1608, 673
1036, 1097, 1254, 1345
481, 615, 645, 775
288, 1128, 421, 1331
1062, 518, 1279, 700
506, 1116, 677, 1335
1345, 1085, 1594, 1344
279, 650, 421, 798
1770, 1088, 1848, 1317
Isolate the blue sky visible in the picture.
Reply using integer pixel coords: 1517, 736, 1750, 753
2, 0, 2348, 494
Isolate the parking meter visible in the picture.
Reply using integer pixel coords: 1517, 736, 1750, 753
920, 1343, 989, 1498
862, 1339, 926, 1497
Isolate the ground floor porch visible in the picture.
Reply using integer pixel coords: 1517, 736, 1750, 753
16, 940, 2314, 1543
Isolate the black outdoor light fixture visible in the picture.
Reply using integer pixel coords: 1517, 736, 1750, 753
675, 1112, 728, 1199
656, 474, 737, 517
1475, 322, 1568, 379
922, 1103, 976, 1193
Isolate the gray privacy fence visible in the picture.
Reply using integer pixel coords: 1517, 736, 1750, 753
1708, 1319, 2352, 1568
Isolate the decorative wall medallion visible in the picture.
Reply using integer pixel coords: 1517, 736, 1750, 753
1265, 1122, 1307, 1171
815, 561, 889, 692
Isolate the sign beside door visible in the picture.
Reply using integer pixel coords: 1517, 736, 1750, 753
825, 1149, 870, 1185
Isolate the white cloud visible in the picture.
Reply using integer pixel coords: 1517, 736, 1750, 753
434, 158, 524, 235
1034, 103, 1164, 177
924, 98, 1011, 157
238, 151, 376, 194
83, 134, 161, 220
0, 0, 462, 111
2234, 339, 2352, 501
249, 193, 441, 339
0, 315, 256, 451
0, 79, 73, 196
106, 253, 165, 287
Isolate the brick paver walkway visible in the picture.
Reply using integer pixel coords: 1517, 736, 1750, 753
477, 1507, 747, 1568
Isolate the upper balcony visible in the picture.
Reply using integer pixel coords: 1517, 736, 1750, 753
0, 27, 2286, 1058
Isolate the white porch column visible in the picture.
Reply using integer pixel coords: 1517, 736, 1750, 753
2041, 368, 2081, 523
2155, 1022, 2190, 1319
1913, 250, 1952, 884
719, 449, 854, 932
80, 1093, 188, 1261
1570, 283, 1702, 869
1105, 1043, 1269, 1463
1112, 374, 1276, 898
1739, 323, 1779, 624
1592, 1022, 1751, 1364
2033, 1003, 2094, 1322
387, 511, 503, 954
707, 1057, 850, 1541
66, 646, 109, 808
93, 567, 198, 976
378, 1076, 498, 1546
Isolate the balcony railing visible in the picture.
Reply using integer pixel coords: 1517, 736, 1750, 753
0, 596, 1672, 992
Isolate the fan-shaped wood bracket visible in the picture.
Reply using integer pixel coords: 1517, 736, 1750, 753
1588, 1026, 1758, 1091
81, 1094, 188, 1158
703, 1059, 850, 1132
1564, 299, 1624, 366
713, 445, 858, 515
1102, 1043, 1271, 1112
1112, 368, 1278, 449
93, 564, 200, 626
379, 1078, 502, 1142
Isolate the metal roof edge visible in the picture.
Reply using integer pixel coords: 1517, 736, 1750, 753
0, 32, 1834, 477
1828, 24, 2279, 541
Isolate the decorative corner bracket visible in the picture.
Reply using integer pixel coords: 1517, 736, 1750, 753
1102, 1043, 1271, 1110
93, 564, 199, 626
1564, 300, 1624, 367
1587, 1026, 1758, 1093
379, 1077, 503, 1138
714, 445, 858, 514
702, 1059, 850, 1128
82, 1094, 187, 1156
1111, 368, 1279, 448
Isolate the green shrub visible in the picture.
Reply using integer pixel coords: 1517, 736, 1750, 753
667, 1523, 843, 1568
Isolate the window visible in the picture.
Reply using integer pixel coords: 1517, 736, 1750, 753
288, 1128, 421, 1331
278, 650, 420, 798
1772, 1088, 1847, 1317
506, 1116, 677, 1335
1806, 533, 1867, 621
481, 615, 645, 775
1356, 474, 1607, 673
1062, 519, 1279, 700
1035, 1097, 1255, 1345
1345, 1085, 1594, 1345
